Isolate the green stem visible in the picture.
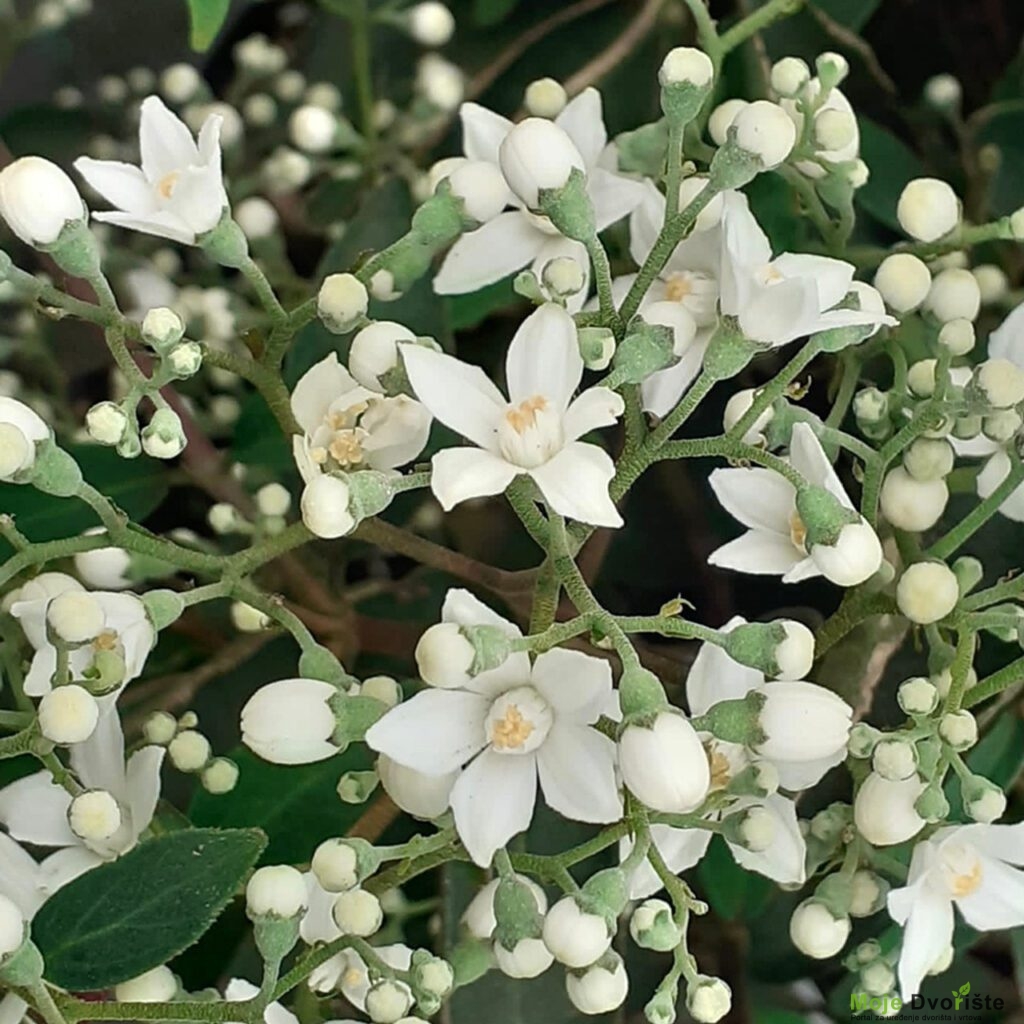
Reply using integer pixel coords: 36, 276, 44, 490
349, 0, 378, 164
586, 236, 619, 330
240, 257, 288, 326
964, 654, 1024, 709
942, 629, 976, 713
719, 0, 805, 52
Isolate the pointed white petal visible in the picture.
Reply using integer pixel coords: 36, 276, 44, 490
450, 748, 537, 866
727, 794, 806, 884
169, 162, 227, 236
529, 441, 622, 528
537, 723, 621, 822
771, 253, 854, 311
126, 746, 165, 840
623, 824, 712, 900
686, 618, 762, 717
138, 95, 199, 182
628, 181, 665, 266
589, 167, 645, 232
893, 889, 954, 1001
955, 855, 1024, 930
555, 88, 606, 167
73, 158, 156, 216
71, 707, 126, 797
0, 772, 75, 847
640, 332, 709, 417
988, 302, 1024, 366
38, 846, 102, 894
0, 833, 43, 916
460, 103, 513, 164
92, 209, 196, 244
708, 530, 806, 576
531, 648, 612, 723
564, 387, 624, 442
505, 303, 582, 410
773, 749, 846, 791
788, 421, 851, 505
739, 277, 821, 347
961, 821, 1024, 865
291, 354, 359, 434
434, 213, 543, 294
430, 447, 518, 510
708, 467, 796, 534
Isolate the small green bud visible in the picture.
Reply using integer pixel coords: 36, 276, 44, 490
298, 644, 350, 685
580, 867, 629, 923
337, 769, 379, 803
629, 898, 681, 952
693, 691, 765, 746
346, 469, 397, 522
610, 322, 676, 383
142, 589, 185, 630
702, 318, 759, 380
848, 722, 882, 758
578, 327, 616, 371
198, 211, 249, 268
537, 167, 596, 242
329, 693, 388, 747
617, 666, 667, 718
29, 440, 82, 497
914, 782, 950, 822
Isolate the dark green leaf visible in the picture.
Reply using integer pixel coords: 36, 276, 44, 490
187, 0, 231, 51
190, 747, 372, 865
811, 0, 881, 31
34, 827, 265, 990
0, 106, 90, 163
696, 836, 773, 921
472, 0, 519, 27
231, 392, 294, 472
975, 103, 1024, 216
855, 118, 925, 232
445, 279, 520, 331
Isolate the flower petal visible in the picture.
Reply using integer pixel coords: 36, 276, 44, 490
38, 846, 102, 895
739, 276, 821, 347
401, 344, 505, 451
434, 212, 543, 295
640, 331, 710, 417
955, 855, 1024, 930
291, 354, 360, 435
555, 88, 606, 167
771, 253, 854, 311
708, 530, 806, 576
773, 750, 846, 791
138, 95, 199, 183
71, 707, 126, 797
365, 689, 489, 774
0, 833, 43, 916
450, 748, 537, 866
788, 422, 851, 505
167, 162, 226, 235
589, 167, 645, 232
92, 209, 196, 244
430, 447, 518, 511
629, 181, 664, 266
537, 723, 621, 823
529, 441, 622, 528
623, 824, 711, 900
126, 745, 165, 841
564, 387, 624, 442
460, 103, 513, 165
73, 158, 156, 216
961, 821, 1024, 865
686, 618, 762, 716
531, 648, 612, 723
727, 794, 806, 885
505, 303, 582, 410
0, 772, 75, 847
708, 466, 796, 534
893, 888, 954, 1001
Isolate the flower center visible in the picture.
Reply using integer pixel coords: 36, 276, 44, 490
661, 271, 719, 326
497, 396, 564, 469
156, 171, 180, 200
485, 686, 553, 755
709, 748, 732, 789
756, 263, 785, 287
312, 402, 372, 470
92, 630, 118, 652
789, 509, 807, 552
940, 842, 984, 899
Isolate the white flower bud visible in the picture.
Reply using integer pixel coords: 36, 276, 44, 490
377, 754, 455, 818
873, 253, 931, 313
68, 789, 122, 841
160, 63, 201, 103
708, 99, 747, 146
734, 805, 775, 851
848, 870, 886, 917
972, 264, 1008, 306
142, 408, 185, 460
618, 711, 710, 813
498, 118, 585, 209
234, 196, 278, 240
274, 70, 306, 102
896, 562, 959, 624
983, 409, 1022, 443
854, 772, 926, 846
756, 681, 852, 762
0, 894, 26, 958
359, 675, 402, 707
142, 307, 185, 349
241, 678, 339, 765
166, 342, 202, 378
731, 100, 797, 169
85, 401, 129, 446
143, 711, 177, 746
659, 46, 713, 87
416, 54, 464, 111
542, 897, 611, 968
903, 437, 954, 482
817, 51, 849, 83
70, 534, 130, 592
246, 865, 307, 919
462, 875, 546, 940
312, 838, 361, 892
332, 888, 382, 937
773, 620, 814, 680
542, 256, 586, 298
862, 959, 896, 996
938, 710, 977, 750
643, 300, 698, 356
809, 519, 883, 587
770, 57, 810, 97
524, 78, 567, 118
688, 977, 732, 1023
964, 781, 1006, 823
207, 502, 244, 535
872, 739, 917, 781
789, 900, 850, 959
0, 156, 84, 245
924, 74, 961, 109
925, 267, 981, 323
230, 601, 270, 633
38, 684, 99, 744
365, 979, 413, 1023
114, 966, 178, 1002
408, 2, 454, 46
289, 105, 337, 154
723, 388, 773, 444
973, 358, 1024, 409
932, 665, 977, 700
907, 358, 937, 397
879, 466, 948, 532
201, 758, 239, 794
317, 273, 369, 335
813, 107, 856, 151
47, 590, 103, 643
255, 482, 291, 518
349, 322, 416, 390
897, 677, 938, 716
414, 622, 475, 688
300, 475, 355, 539
566, 956, 628, 1015
628, 899, 681, 952
168, 729, 211, 772
494, 937, 553, 979
447, 160, 512, 223
897, 178, 960, 242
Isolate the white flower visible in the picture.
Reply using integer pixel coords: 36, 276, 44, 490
0, 709, 163, 888
402, 303, 624, 527
782, 81, 860, 179
241, 678, 340, 765
434, 90, 644, 310
617, 711, 710, 813
718, 192, 895, 346
0, 397, 49, 482
11, 578, 154, 698
74, 95, 227, 244
365, 589, 621, 865
708, 422, 873, 582
0, 156, 85, 246
888, 822, 1024, 1000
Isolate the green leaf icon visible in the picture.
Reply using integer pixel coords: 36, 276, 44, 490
960, 983, 971, 996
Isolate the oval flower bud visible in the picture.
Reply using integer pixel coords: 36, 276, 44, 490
789, 899, 850, 959
731, 100, 797, 169
498, 118, 585, 210
241, 678, 340, 764
879, 466, 948, 532
896, 177, 960, 242
114, 966, 178, 1003
37, 684, 99, 744
566, 955, 628, 1015
754, 681, 852, 763
0, 156, 84, 246
524, 77, 567, 118
873, 253, 931, 313
542, 896, 611, 968
493, 937, 553, 979
687, 976, 732, 1023
246, 864, 308, 919
618, 710, 710, 813
462, 875, 547, 941
0, 397, 49, 481
853, 771, 926, 846
348, 321, 417, 390
807, 519, 883, 587
895, 561, 959, 625
446, 160, 511, 225
300, 474, 355, 539
414, 622, 475, 688
318, 273, 370, 335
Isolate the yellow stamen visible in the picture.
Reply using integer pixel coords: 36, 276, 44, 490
949, 862, 983, 898
156, 171, 180, 199
664, 274, 693, 302
789, 509, 807, 552
709, 748, 731, 789
491, 705, 535, 750
328, 432, 364, 466
92, 631, 118, 652
504, 396, 547, 435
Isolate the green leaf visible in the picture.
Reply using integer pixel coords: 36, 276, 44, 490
855, 117, 926, 232
472, 0, 519, 27
187, 0, 231, 51
811, 0, 881, 31
190, 747, 373, 865
975, 103, 1024, 216
33, 827, 265, 991
696, 836, 773, 921
231, 392, 294, 472
445, 279, 520, 332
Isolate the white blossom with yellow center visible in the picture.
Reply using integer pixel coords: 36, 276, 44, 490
888, 822, 1024, 1001
75, 95, 228, 244
366, 588, 622, 866
401, 302, 625, 528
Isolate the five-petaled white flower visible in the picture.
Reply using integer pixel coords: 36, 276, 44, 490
434, 89, 644, 310
709, 422, 865, 581
887, 822, 1024, 1000
365, 589, 622, 866
75, 95, 227, 244
401, 302, 625, 528
718, 191, 894, 346
0, 709, 164, 889
10, 572, 154, 698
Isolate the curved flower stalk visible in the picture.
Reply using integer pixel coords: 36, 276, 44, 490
75, 95, 227, 243
401, 302, 625, 527
434, 89, 645, 307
